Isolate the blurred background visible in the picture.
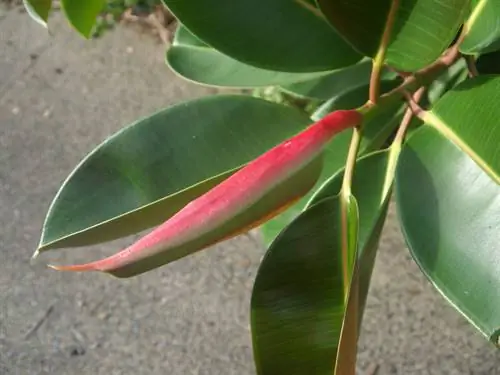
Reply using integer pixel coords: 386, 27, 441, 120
0, 2, 499, 374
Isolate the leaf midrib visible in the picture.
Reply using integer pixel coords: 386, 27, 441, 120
423, 111, 500, 184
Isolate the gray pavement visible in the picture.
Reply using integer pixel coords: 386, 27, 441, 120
0, 6, 499, 375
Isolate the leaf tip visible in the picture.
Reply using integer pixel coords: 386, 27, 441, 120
47, 262, 96, 272
31, 249, 40, 260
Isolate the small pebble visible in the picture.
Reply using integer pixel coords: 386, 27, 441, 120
126, 46, 134, 54
97, 311, 111, 320
69, 346, 86, 357
12, 107, 19, 115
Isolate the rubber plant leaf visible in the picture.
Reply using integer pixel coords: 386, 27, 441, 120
48, 110, 363, 278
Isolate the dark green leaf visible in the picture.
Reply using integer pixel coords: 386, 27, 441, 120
39, 95, 312, 251
426, 59, 468, 105
317, 0, 469, 71
166, 26, 329, 88
252, 150, 393, 374
396, 126, 500, 345
281, 59, 398, 100
252, 196, 346, 375
308, 150, 392, 317
161, 0, 361, 72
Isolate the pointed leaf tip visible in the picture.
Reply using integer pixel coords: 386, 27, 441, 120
48, 110, 360, 278
31, 249, 40, 260
48, 263, 95, 272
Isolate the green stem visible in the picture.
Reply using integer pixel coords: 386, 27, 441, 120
341, 127, 362, 200
464, 54, 479, 77
381, 87, 425, 200
340, 127, 362, 299
369, 0, 400, 103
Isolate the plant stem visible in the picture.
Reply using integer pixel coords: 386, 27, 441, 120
393, 87, 425, 147
341, 127, 362, 200
369, 0, 400, 103
380, 87, 425, 202
464, 54, 479, 77
359, 44, 461, 122
340, 127, 362, 298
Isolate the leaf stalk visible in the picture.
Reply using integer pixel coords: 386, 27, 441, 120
369, 0, 400, 103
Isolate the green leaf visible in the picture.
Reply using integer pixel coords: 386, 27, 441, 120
307, 151, 390, 245
316, 0, 469, 71
166, 26, 329, 88
161, 0, 361, 72
39, 95, 312, 252
251, 150, 393, 374
333, 194, 359, 375
310, 80, 400, 116
281, 58, 398, 100
61, 0, 104, 38
260, 97, 403, 245
251, 196, 346, 375
426, 59, 468, 105
23, 0, 51, 27
55, 154, 324, 278
422, 75, 500, 183
307, 150, 392, 317
460, 0, 500, 54
395, 126, 500, 345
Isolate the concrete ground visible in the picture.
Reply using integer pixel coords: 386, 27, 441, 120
0, 5, 498, 375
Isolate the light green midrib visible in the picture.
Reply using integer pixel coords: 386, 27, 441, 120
423, 111, 500, 184
464, 0, 488, 32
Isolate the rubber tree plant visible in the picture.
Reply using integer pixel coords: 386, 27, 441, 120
25, 0, 499, 373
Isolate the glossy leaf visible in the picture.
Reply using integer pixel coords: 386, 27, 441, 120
334, 194, 359, 375
308, 150, 392, 317
310, 80, 400, 117
48, 111, 362, 278
23, 0, 51, 27
252, 150, 393, 374
396, 126, 500, 345
38, 95, 314, 251
426, 58, 468, 105
316, 0, 469, 71
281, 59, 398, 100
423, 75, 500, 183
61, 0, 104, 37
161, 0, 361, 72
252, 196, 347, 375
460, 0, 500, 54
166, 26, 329, 88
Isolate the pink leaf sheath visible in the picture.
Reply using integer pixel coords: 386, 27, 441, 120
50, 110, 363, 277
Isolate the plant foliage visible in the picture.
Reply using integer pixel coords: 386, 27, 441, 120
24, 0, 500, 373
